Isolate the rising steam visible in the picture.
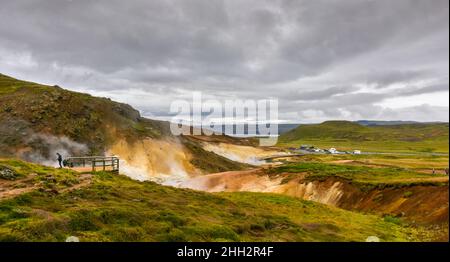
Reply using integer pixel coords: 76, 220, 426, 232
107, 138, 199, 186
20, 133, 88, 167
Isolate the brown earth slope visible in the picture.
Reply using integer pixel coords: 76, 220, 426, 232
182, 168, 449, 225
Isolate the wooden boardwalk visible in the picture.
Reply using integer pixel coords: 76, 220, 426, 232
64, 156, 119, 173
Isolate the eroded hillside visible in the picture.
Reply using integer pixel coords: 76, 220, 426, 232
0, 73, 247, 183
182, 163, 449, 226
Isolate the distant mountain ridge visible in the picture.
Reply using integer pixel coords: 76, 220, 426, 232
203, 121, 449, 137
356, 120, 448, 126
197, 123, 300, 136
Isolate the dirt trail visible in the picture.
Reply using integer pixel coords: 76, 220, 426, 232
59, 174, 92, 193
0, 174, 37, 199
0, 173, 93, 200
415, 169, 449, 175
0, 186, 38, 199
329, 159, 392, 168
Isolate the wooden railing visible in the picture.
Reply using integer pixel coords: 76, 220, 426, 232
64, 156, 119, 173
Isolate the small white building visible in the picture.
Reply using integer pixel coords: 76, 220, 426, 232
329, 148, 338, 154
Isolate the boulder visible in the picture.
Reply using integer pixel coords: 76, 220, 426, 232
0, 165, 17, 180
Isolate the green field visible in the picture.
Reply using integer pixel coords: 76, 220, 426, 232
269, 162, 448, 190
0, 159, 435, 242
278, 121, 449, 153
277, 153, 449, 169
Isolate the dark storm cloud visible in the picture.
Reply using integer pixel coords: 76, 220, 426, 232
0, 0, 448, 122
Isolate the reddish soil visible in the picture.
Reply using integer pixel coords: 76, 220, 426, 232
336, 181, 449, 225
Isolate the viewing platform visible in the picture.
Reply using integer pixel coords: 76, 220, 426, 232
64, 156, 119, 173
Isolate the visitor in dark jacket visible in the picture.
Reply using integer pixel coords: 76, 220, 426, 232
56, 153, 63, 168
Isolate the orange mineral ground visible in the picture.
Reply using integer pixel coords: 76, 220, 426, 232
107, 137, 200, 186
181, 167, 448, 225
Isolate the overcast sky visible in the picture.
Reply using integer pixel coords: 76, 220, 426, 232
1, 0, 448, 123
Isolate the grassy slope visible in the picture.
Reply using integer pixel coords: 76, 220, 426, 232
0, 159, 431, 242
269, 162, 448, 190
0, 73, 245, 172
285, 154, 450, 169
278, 121, 449, 153
0, 73, 163, 155
181, 138, 251, 173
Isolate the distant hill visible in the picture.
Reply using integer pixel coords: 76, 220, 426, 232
356, 120, 419, 126
198, 123, 300, 136
281, 120, 449, 142
278, 120, 449, 153
277, 123, 301, 134
356, 120, 447, 126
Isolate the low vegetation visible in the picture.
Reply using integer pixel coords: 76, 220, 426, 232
273, 153, 449, 170
0, 159, 435, 242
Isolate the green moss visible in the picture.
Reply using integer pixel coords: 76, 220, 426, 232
403, 191, 413, 198
383, 215, 402, 225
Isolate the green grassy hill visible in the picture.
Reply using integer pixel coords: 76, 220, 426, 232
0, 73, 169, 155
269, 161, 448, 190
279, 121, 449, 153
0, 159, 433, 242
0, 73, 245, 172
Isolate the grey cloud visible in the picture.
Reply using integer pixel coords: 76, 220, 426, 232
378, 105, 450, 122
293, 86, 361, 101
0, 0, 448, 123
362, 70, 434, 87
398, 83, 449, 97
